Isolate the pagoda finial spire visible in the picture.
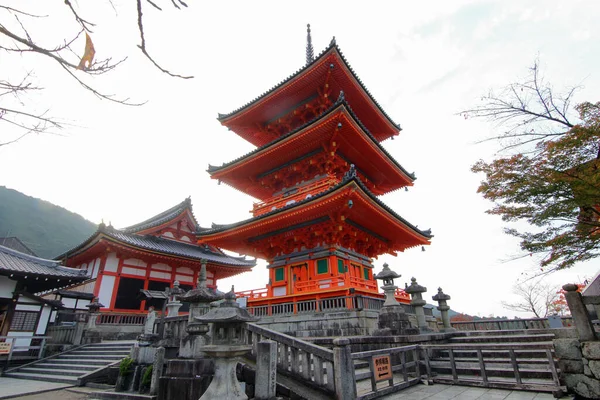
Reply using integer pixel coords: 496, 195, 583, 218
306, 24, 314, 65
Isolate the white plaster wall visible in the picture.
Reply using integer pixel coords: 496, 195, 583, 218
77, 299, 91, 310
180, 236, 192, 242
175, 274, 193, 284
150, 271, 171, 280
98, 275, 116, 308
152, 263, 171, 271
162, 232, 175, 238
91, 257, 101, 278
0, 276, 16, 299
7, 331, 33, 348
15, 304, 41, 312
61, 298, 77, 309
123, 258, 147, 268
122, 267, 146, 277
35, 305, 52, 335
177, 266, 193, 275
104, 252, 119, 273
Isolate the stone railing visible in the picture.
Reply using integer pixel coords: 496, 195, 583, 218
244, 322, 336, 394
449, 316, 574, 331
46, 324, 81, 344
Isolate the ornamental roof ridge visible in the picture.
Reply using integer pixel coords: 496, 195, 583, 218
198, 174, 433, 240
120, 196, 199, 234
216, 39, 400, 131
208, 98, 415, 181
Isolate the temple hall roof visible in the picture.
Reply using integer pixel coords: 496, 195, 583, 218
0, 244, 87, 280
57, 224, 255, 268
121, 197, 200, 234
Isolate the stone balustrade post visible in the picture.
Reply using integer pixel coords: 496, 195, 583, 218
563, 283, 596, 341
149, 346, 165, 395
333, 338, 357, 400
255, 340, 277, 400
432, 287, 455, 332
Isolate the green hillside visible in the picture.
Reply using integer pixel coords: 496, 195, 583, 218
0, 186, 97, 259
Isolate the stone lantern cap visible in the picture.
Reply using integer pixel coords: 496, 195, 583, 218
178, 260, 223, 303
404, 277, 427, 294
432, 287, 451, 301
374, 263, 401, 281
86, 297, 104, 312
195, 287, 259, 324
169, 280, 186, 296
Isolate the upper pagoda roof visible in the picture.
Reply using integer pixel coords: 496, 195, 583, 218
217, 39, 401, 146
198, 170, 432, 258
0, 244, 87, 280
56, 224, 255, 269
121, 197, 200, 234
208, 96, 414, 199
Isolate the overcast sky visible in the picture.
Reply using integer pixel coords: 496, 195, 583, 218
1, 0, 599, 318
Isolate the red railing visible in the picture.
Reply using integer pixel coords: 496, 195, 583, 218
235, 287, 269, 299
252, 176, 338, 216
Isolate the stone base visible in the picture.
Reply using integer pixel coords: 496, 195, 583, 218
158, 359, 214, 400
375, 304, 417, 336
82, 330, 102, 344
179, 334, 209, 359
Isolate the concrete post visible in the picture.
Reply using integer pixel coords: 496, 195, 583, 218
255, 340, 277, 400
149, 346, 165, 395
333, 338, 357, 400
563, 283, 596, 341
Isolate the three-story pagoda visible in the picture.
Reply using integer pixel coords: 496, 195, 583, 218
198, 27, 432, 311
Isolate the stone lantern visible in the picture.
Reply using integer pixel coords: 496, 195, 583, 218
432, 287, 455, 332
178, 261, 223, 358
166, 281, 185, 317
85, 297, 104, 329
195, 286, 259, 400
405, 277, 431, 333
373, 263, 413, 336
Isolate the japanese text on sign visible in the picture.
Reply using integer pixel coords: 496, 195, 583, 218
0, 342, 11, 355
372, 354, 392, 381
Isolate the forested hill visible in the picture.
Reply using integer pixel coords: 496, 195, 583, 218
0, 186, 97, 259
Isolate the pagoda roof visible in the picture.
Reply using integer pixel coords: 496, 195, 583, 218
0, 244, 87, 280
0, 237, 37, 256
121, 197, 200, 234
56, 224, 255, 269
208, 97, 415, 199
198, 171, 432, 258
217, 39, 400, 146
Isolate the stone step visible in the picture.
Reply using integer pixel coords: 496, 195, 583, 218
34, 362, 98, 370
4, 371, 79, 384
61, 353, 129, 359
452, 329, 554, 337
433, 348, 554, 360
69, 350, 131, 356
449, 334, 555, 343
18, 367, 84, 377
49, 358, 122, 366
428, 361, 557, 380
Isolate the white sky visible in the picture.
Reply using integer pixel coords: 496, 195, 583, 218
1, 0, 599, 318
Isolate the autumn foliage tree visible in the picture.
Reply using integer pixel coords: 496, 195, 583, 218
465, 62, 600, 272
0, 1, 192, 147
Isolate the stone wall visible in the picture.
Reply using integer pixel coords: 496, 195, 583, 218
254, 309, 380, 337
554, 337, 600, 398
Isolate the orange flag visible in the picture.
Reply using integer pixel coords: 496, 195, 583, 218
77, 33, 95, 70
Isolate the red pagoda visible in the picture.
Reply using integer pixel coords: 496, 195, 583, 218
198, 27, 432, 313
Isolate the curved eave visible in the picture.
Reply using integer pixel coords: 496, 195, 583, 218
209, 101, 415, 200
217, 43, 400, 143
198, 176, 432, 250
58, 229, 256, 269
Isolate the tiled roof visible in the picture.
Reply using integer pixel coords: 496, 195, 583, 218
217, 38, 400, 130
57, 226, 255, 268
0, 237, 37, 256
0, 244, 87, 279
208, 95, 415, 181
121, 197, 200, 234
198, 171, 432, 239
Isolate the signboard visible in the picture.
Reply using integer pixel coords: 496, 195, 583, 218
0, 342, 11, 355
372, 354, 392, 382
